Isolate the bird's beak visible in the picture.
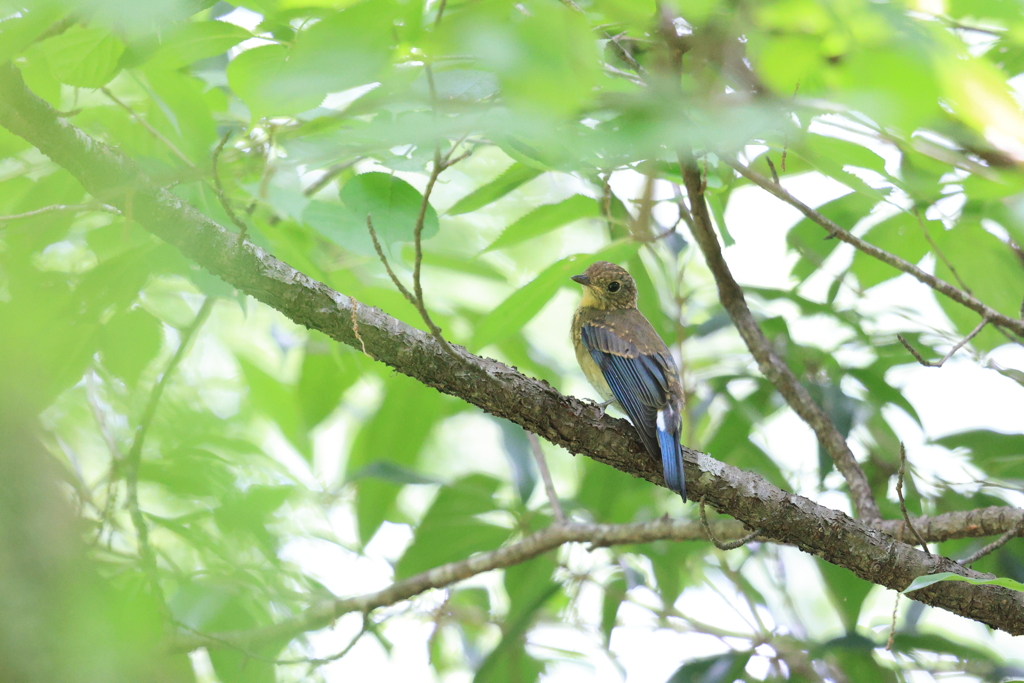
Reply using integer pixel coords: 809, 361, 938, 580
571, 274, 590, 286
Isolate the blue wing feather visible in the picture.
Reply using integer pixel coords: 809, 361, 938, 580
581, 324, 686, 500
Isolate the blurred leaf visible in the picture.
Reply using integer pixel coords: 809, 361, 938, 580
140, 446, 234, 498
787, 193, 877, 282
395, 474, 510, 579
448, 163, 543, 215
438, 0, 600, 117
485, 194, 600, 251
42, 25, 126, 88
931, 220, 1024, 351
851, 213, 930, 289
341, 171, 439, 245
601, 576, 627, 646
347, 374, 452, 544
226, 0, 397, 118
297, 345, 361, 429
99, 307, 163, 386
0, 5, 66, 64
146, 20, 252, 70
238, 357, 310, 460
667, 651, 752, 683
818, 559, 874, 633
811, 634, 897, 683
227, 44, 324, 118
905, 571, 1024, 594
473, 553, 561, 683
497, 419, 537, 505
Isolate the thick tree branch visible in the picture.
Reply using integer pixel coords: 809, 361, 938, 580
2, 62, 1023, 638
723, 157, 1024, 338
680, 155, 881, 521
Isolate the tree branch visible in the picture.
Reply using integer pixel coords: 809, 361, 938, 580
897, 319, 987, 368
723, 156, 1024, 338
2, 61, 1023, 638
679, 154, 881, 521
124, 296, 214, 603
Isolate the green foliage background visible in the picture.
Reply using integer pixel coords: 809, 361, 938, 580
2, 0, 1024, 681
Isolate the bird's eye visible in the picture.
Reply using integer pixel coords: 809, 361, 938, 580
607, 281, 621, 293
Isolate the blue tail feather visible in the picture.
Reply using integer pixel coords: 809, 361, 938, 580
657, 426, 686, 502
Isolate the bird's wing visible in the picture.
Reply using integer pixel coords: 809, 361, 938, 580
579, 320, 674, 458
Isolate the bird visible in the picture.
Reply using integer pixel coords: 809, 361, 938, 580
570, 261, 687, 501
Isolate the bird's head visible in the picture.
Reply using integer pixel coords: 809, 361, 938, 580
571, 261, 638, 310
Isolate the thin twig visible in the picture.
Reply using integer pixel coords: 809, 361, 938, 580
366, 215, 461, 359
914, 207, 971, 294
699, 497, 759, 550
682, 152, 881, 520
0, 203, 120, 221
303, 159, 359, 197
365, 69, 470, 361
959, 516, 1024, 566
896, 443, 930, 556
125, 296, 215, 605
170, 515, 758, 653
297, 613, 371, 671
886, 592, 900, 651
102, 88, 194, 167
434, 0, 449, 25
366, 215, 418, 305
212, 131, 248, 242
765, 156, 779, 185
348, 295, 371, 358
527, 432, 565, 524
897, 318, 987, 368
723, 156, 1024, 339
86, 371, 125, 546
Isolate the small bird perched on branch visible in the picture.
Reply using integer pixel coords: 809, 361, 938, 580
571, 261, 687, 501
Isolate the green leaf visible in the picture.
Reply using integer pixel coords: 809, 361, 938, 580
297, 346, 361, 429
667, 651, 752, 683
227, 44, 324, 119
473, 553, 561, 683
145, 20, 252, 70
787, 192, 877, 281
931, 220, 1024, 351
904, 571, 1024, 594
934, 429, 1024, 480
818, 559, 874, 633
227, 0, 397, 119
0, 6, 66, 64
238, 358, 309, 460
496, 418, 537, 505
347, 375, 451, 544
601, 577, 627, 646
851, 213, 930, 290
470, 240, 639, 351
99, 307, 163, 387
43, 25, 126, 88
811, 634, 897, 683
439, 0, 600, 118
140, 447, 235, 498
485, 194, 600, 251
395, 474, 510, 580
340, 172, 438, 246
448, 163, 543, 215
286, 0, 397, 94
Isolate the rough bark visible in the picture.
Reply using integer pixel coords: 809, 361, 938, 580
1, 63, 1022, 638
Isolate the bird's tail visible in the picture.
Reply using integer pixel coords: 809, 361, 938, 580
657, 422, 687, 502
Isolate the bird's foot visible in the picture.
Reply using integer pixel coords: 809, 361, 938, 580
583, 398, 614, 416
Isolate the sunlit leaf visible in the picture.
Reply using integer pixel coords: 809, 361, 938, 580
42, 25, 126, 88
